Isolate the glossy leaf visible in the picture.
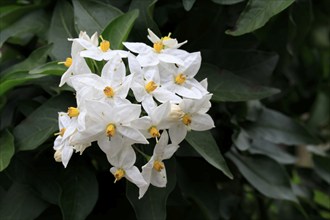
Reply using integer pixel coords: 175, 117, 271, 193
59, 158, 98, 220
243, 107, 320, 145
197, 64, 280, 102
226, 0, 295, 36
182, 0, 196, 11
126, 158, 176, 220
313, 155, 330, 184
227, 151, 298, 202
29, 61, 67, 76
101, 9, 139, 50
186, 130, 233, 179
212, 0, 245, 5
13, 93, 75, 151
0, 183, 48, 220
72, 0, 122, 35
0, 130, 14, 172
48, 0, 76, 60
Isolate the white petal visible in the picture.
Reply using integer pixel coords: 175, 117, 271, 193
147, 28, 161, 43
190, 113, 215, 131
153, 88, 182, 103
137, 52, 159, 67
62, 145, 74, 168
158, 53, 184, 66
141, 95, 157, 115
150, 167, 167, 187
181, 52, 201, 77
151, 102, 170, 124
123, 42, 151, 54
80, 49, 103, 61
175, 85, 203, 99
168, 123, 187, 144
131, 84, 147, 102
131, 116, 152, 130
117, 126, 148, 144
125, 166, 148, 188
101, 55, 125, 83
128, 53, 142, 75
115, 103, 141, 123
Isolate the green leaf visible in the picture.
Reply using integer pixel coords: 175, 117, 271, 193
29, 61, 67, 76
227, 151, 298, 202
182, 0, 196, 11
313, 155, 330, 184
248, 138, 296, 164
126, 158, 176, 220
59, 158, 98, 220
197, 64, 280, 102
0, 130, 14, 172
232, 129, 251, 151
0, 10, 48, 47
72, 0, 122, 35
48, 0, 76, 60
243, 107, 320, 145
212, 0, 245, 5
226, 0, 295, 36
101, 9, 139, 50
0, 183, 48, 220
13, 93, 75, 151
186, 130, 233, 179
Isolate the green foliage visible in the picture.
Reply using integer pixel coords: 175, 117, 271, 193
0, 0, 329, 219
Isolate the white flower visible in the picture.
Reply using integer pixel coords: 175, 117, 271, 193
71, 55, 132, 105
139, 131, 179, 199
72, 33, 127, 61
131, 102, 171, 140
160, 52, 207, 99
128, 54, 181, 113
123, 29, 189, 67
168, 94, 215, 144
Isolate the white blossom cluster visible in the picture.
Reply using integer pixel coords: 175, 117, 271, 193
53, 29, 215, 198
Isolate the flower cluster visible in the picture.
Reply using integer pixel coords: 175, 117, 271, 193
53, 29, 215, 198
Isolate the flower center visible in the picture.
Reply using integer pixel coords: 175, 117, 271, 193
99, 36, 110, 52
153, 42, 164, 53
182, 114, 192, 126
175, 73, 186, 85
114, 168, 125, 182
65, 57, 73, 67
161, 33, 172, 41
153, 160, 164, 172
54, 128, 66, 137
106, 123, 116, 137
103, 86, 115, 97
148, 126, 160, 138
145, 81, 158, 93
67, 107, 80, 117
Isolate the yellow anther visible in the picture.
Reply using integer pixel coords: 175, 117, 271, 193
103, 86, 115, 98
148, 126, 160, 138
114, 168, 125, 182
54, 128, 66, 137
58, 57, 72, 67
67, 107, 80, 117
106, 123, 116, 137
145, 81, 158, 93
153, 160, 164, 172
182, 114, 192, 126
162, 33, 172, 41
175, 73, 186, 85
99, 36, 110, 52
153, 42, 164, 53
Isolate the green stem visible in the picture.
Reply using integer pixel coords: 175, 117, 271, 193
132, 145, 150, 161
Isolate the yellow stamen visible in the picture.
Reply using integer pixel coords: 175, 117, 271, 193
162, 33, 172, 41
153, 160, 164, 172
58, 57, 73, 67
148, 126, 160, 138
175, 73, 186, 85
182, 114, 192, 126
67, 107, 80, 117
153, 42, 164, 53
99, 36, 110, 52
145, 81, 158, 93
103, 86, 115, 98
54, 128, 66, 137
106, 123, 116, 137
114, 168, 125, 182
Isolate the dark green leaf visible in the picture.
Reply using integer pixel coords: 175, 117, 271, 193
313, 155, 330, 184
101, 9, 139, 50
232, 129, 251, 151
29, 61, 67, 76
0, 130, 14, 172
0, 10, 48, 47
226, 0, 295, 36
48, 0, 76, 60
0, 183, 48, 220
59, 158, 98, 220
182, 0, 196, 11
248, 138, 296, 164
186, 130, 233, 179
243, 107, 320, 145
197, 64, 280, 102
227, 151, 298, 202
212, 0, 245, 5
13, 93, 75, 151
72, 0, 122, 35
126, 158, 176, 220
